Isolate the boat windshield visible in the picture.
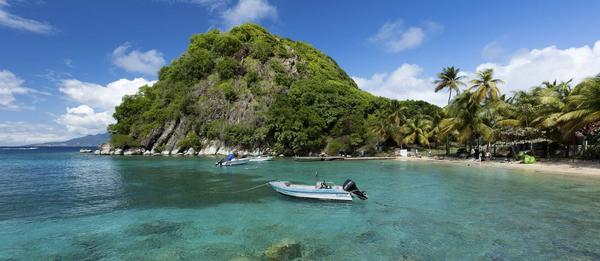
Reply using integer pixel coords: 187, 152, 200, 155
317, 181, 334, 189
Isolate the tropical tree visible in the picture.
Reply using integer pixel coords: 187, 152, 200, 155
470, 68, 504, 104
434, 66, 466, 154
558, 75, 600, 137
434, 66, 466, 105
370, 118, 390, 150
438, 91, 494, 154
400, 117, 433, 147
386, 100, 408, 127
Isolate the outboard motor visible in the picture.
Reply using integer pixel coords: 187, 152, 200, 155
342, 179, 368, 200
215, 158, 225, 167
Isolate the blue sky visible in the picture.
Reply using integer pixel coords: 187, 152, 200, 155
2, 0, 600, 145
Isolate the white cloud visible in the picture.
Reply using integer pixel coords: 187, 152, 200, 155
59, 78, 155, 111
222, 0, 277, 27
354, 41, 600, 107
0, 0, 54, 34
0, 121, 74, 146
370, 19, 441, 53
481, 41, 504, 61
55, 105, 114, 135
187, 0, 230, 11
111, 43, 165, 75
57, 77, 155, 135
0, 69, 41, 110
352, 64, 446, 106
477, 40, 600, 94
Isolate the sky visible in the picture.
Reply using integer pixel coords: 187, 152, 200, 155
1, 0, 600, 145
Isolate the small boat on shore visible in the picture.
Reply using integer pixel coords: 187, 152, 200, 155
269, 179, 367, 201
249, 156, 273, 162
216, 154, 250, 167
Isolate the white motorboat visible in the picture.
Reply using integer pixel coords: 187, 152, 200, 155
221, 158, 250, 166
79, 148, 93, 153
249, 156, 273, 162
269, 179, 367, 201
216, 154, 250, 167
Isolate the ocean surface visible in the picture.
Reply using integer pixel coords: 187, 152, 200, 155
1, 147, 600, 260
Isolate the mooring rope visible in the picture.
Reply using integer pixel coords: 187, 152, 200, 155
228, 182, 270, 194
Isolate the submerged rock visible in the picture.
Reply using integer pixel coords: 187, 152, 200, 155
128, 220, 183, 236
264, 239, 302, 261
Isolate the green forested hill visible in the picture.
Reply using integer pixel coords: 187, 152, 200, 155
109, 24, 441, 155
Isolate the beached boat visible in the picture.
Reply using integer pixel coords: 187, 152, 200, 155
269, 179, 367, 201
249, 156, 273, 162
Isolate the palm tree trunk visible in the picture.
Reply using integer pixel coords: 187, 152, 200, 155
444, 90, 452, 156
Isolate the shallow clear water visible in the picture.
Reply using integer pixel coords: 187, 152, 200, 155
1, 148, 600, 260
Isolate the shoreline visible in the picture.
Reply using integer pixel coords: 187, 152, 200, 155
397, 156, 600, 177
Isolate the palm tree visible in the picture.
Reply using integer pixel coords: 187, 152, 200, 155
434, 66, 466, 105
434, 66, 466, 155
371, 120, 389, 144
558, 76, 600, 137
386, 100, 408, 127
438, 91, 494, 154
400, 117, 433, 147
470, 68, 504, 104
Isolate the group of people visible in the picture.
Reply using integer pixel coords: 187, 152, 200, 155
472, 148, 492, 162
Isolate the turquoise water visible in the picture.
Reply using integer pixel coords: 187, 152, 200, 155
1, 148, 600, 260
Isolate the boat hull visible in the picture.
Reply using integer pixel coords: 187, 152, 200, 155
269, 181, 353, 201
221, 158, 250, 166
249, 156, 273, 162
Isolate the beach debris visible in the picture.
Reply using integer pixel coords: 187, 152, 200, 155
264, 239, 302, 260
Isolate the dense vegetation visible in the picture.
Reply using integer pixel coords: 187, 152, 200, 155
435, 68, 600, 159
109, 23, 598, 159
109, 24, 442, 155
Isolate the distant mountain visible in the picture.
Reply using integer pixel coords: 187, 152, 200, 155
31, 133, 110, 147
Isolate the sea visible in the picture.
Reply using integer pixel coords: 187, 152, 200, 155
1, 147, 600, 260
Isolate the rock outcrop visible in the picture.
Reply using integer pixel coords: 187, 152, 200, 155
99, 143, 112, 155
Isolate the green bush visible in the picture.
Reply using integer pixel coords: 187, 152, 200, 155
245, 70, 259, 85
178, 131, 202, 150
110, 134, 140, 149
214, 33, 241, 56
218, 81, 238, 102
251, 39, 273, 62
155, 144, 166, 152
216, 57, 238, 80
